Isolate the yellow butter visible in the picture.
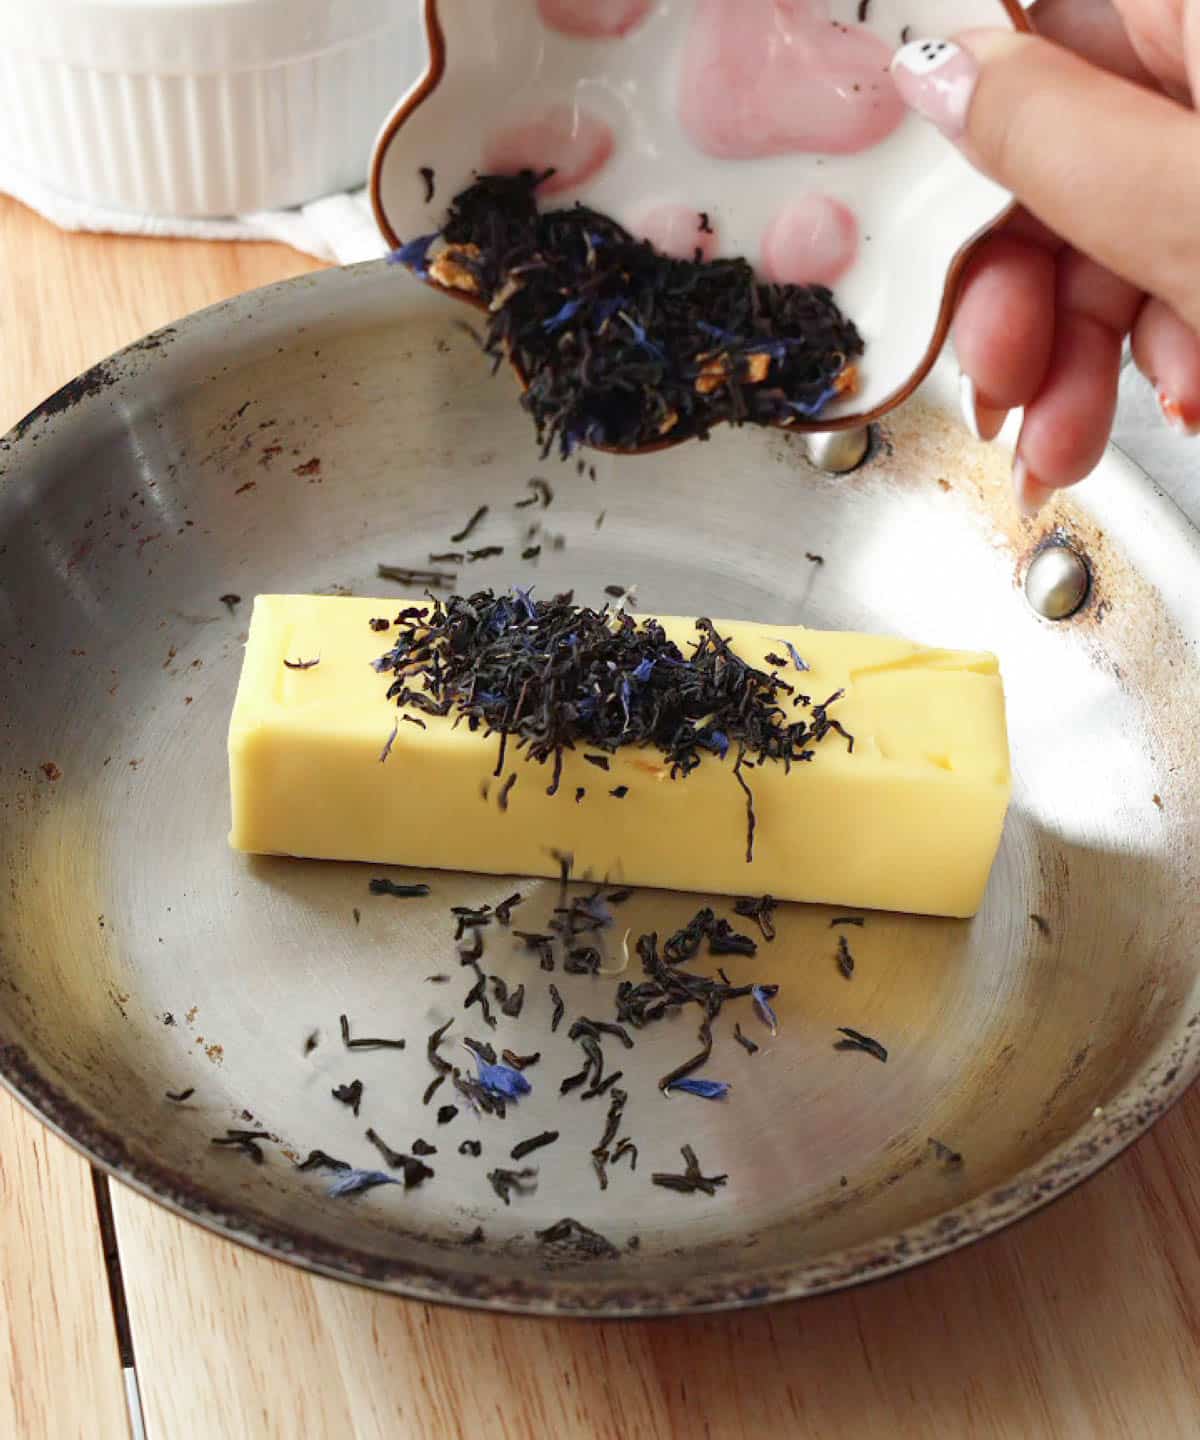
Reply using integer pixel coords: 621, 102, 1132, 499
229, 595, 1011, 917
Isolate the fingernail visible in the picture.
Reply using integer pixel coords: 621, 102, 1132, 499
1013, 457, 1057, 518
890, 39, 980, 140
959, 372, 1008, 442
1157, 388, 1200, 437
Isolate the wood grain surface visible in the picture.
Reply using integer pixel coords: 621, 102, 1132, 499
5, 192, 1200, 1439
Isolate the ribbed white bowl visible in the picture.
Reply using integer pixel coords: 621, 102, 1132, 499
0, 0, 424, 217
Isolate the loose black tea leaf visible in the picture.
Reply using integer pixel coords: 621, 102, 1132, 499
581, 1069, 624, 1101
830, 916, 865, 928
734, 894, 777, 942
211, 1129, 272, 1164
733, 1023, 759, 1055
510, 1130, 559, 1160
837, 933, 855, 979
468, 545, 504, 562
296, 1149, 350, 1172
594, 1088, 628, 1155
399, 171, 863, 454
611, 1139, 638, 1172
500, 983, 526, 1018
494, 891, 524, 925
463, 1225, 485, 1244
522, 545, 541, 560
609, 785, 629, 799
651, 1143, 727, 1196
450, 504, 489, 544
501, 1049, 540, 1070
806, 552, 824, 564
487, 1166, 538, 1205
402, 714, 427, 730
462, 1036, 497, 1067
733, 753, 756, 862
835, 1026, 888, 1063
419, 165, 435, 203
331, 1079, 364, 1116
1029, 913, 1051, 937
283, 657, 320, 670
219, 593, 241, 612
365, 1128, 436, 1187
549, 983, 565, 1032
604, 584, 627, 599
498, 773, 518, 812
412, 1138, 437, 1157
368, 877, 430, 899
459, 1139, 483, 1157
929, 1137, 964, 1166
423, 1074, 446, 1106
377, 563, 457, 589
571, 1017, 634, 1050
164, 1087, 194, 1102
437, 1104, 459, 1125
535, 1217, 619, 1258
340, 1012, 406, 1049
304, 1029, 321, 1055
370, 617, 391, 632
709, 918, 757, 956
429, 551, 465, 564
593, 1153, 609, 1191
426, 973, 450, 984
583, 754, 610, 771
698, 210, 713, 234
857, 0, 870, 20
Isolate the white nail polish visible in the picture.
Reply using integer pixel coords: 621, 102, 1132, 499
959, 373, 1008, 443
1013, 457, 1055, 519
891, 38, 961, 76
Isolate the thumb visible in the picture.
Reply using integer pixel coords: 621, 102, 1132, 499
891, 31, 1200, 332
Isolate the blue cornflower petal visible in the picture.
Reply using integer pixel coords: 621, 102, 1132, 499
752, 983, 780, 1036
631, 658, 655, 683
327, 1169, 401, 1198
703, 728, 730, 759
544, 298, 584, 333
783, 384, 839, 419
775, 639, 810, 674
512, 585, 537, 621
391, 233, 438, 277
379, 719, 399, 764
474, 1056, 532, 1101
667, 1077, 731, 1100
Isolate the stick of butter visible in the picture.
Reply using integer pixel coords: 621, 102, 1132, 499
229, 595, 1011, 917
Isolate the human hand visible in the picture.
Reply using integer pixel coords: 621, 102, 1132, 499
890, 0, 1200, 514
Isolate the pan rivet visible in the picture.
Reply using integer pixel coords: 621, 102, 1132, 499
1025, 544, 1090, 620
804, 427, 870, 474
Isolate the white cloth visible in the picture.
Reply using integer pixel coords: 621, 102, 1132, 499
0, 160, 389, 265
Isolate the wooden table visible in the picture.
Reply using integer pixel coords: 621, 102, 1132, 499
4, 193, 1200, 1440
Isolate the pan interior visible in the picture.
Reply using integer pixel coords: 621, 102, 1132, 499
1, 266, 1197, 1312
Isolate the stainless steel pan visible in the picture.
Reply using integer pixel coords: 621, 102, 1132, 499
1, 262, 1197, 1315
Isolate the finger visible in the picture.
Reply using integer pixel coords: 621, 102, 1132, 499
891, 32, 1200, 331
1131, 298, 1200, 435
1013, 251, 1139, 511
953, 232, 1056, 437
1031, 0, 1160, 86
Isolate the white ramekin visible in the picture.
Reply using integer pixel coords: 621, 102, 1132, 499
0, 0, 425, 217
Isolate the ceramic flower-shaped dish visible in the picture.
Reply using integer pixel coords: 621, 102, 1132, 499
371, 0, 1030, 444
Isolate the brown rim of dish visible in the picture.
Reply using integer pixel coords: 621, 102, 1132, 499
369, 0, 1035, 449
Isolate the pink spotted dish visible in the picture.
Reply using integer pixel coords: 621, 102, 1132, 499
370, 0, 1031, 441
